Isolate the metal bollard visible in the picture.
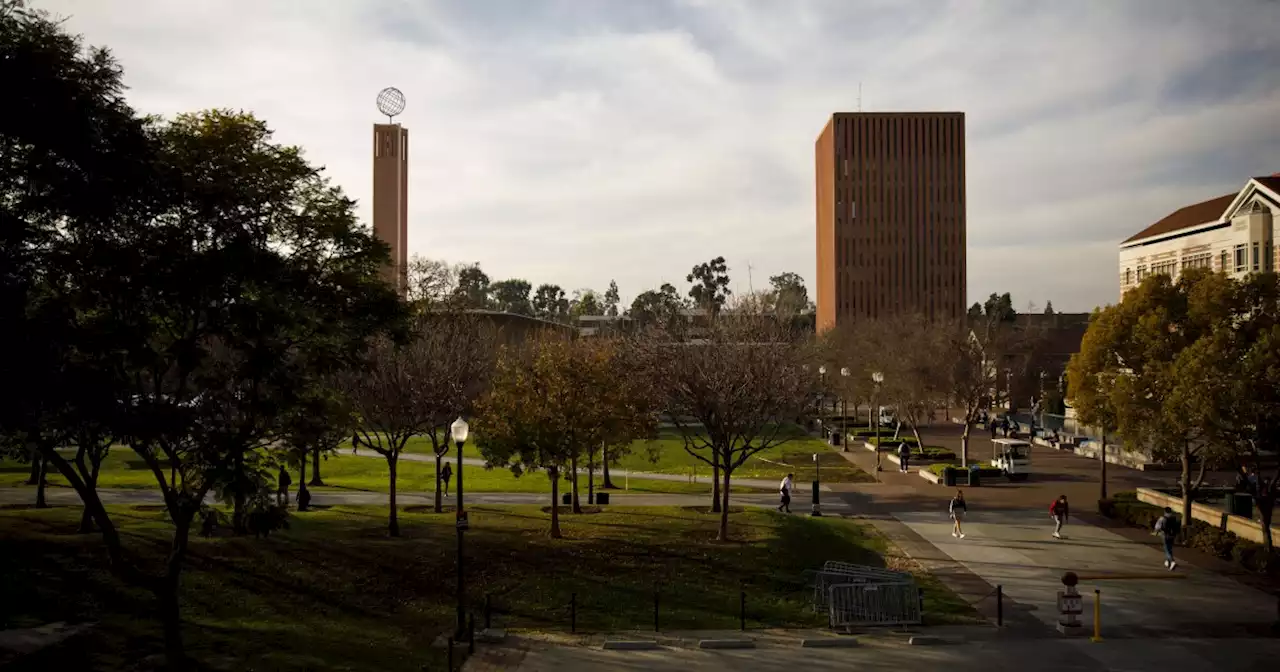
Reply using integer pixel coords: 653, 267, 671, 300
996, 585, 1003, 627
571, 592, 577, 634
740, 590, 746, 632
1091, 589, 1102, 642
468, 614, 475, 654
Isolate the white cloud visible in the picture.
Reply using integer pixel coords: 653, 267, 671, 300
35, 0, 1280, 312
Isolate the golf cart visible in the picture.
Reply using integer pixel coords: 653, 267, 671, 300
991, 438, 1031, 481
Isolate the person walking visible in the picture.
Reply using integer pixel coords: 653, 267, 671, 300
949, 489, 967, 538
897, 442, 911, 473
1050, 494, 1070, 539
440, 462, 453, 496
1155, 506, 1181, 570
277, 467, 292, 507
778, 473, 794, 513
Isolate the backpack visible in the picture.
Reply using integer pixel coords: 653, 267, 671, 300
1156, 514, 1180, 537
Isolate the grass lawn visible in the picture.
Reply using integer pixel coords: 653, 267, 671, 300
0, 504, 976, 671
607, 428, 873, 484
0, 454, 764, 496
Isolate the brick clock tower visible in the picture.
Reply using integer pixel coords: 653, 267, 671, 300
373, 87, 409, 294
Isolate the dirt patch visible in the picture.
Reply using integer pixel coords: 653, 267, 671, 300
539, 505, 603, 515
679, 506, 746, 515
405, 505, 457, 514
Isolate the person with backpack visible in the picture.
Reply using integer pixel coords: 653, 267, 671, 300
440, 462, 453, 496
949, 489, 967, 538
778, 473, 794, 513
1154, 507, 1181, 570
277, 467, 292, 507
1050, 494, 1069, 539
897, 442, 911, 473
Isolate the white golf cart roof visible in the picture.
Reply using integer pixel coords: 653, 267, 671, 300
991, 438, 1031, 448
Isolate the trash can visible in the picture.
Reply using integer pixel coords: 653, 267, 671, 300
1228, 492, 1253, 518
943, 467, 957, 487
562, 493, 572, 505
596, 492, 610, 506
967, 467, 982, 487
830, 432, 842, 447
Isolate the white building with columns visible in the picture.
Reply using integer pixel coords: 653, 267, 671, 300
1119, 174, 1279, 297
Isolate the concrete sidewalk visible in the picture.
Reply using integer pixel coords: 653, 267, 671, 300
465, 628, 1280, 671
894, 508, 1278, 637
350, 448, 834, 493
0, 486, 854, 515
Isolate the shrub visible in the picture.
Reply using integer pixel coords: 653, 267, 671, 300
912, 446, 956, 461
1186, 521, 1236, 560
1098, 491, 1163, 530
866, 436, 919, 447
926, 463, 1003, 478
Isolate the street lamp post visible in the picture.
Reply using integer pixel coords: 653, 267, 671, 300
811, 453, 822, 517
451, 417, 470, 638
871, 371, 884, 472
840, 367, 850, 452
818, 365, 828, 439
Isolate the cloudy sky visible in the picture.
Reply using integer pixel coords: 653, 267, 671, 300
40, 0, 1280, 312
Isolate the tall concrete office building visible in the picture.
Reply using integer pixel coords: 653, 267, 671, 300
815, 112, 966, 333
372, 123, 409, 293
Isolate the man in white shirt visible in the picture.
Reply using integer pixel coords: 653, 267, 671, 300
778, 473, 794, 513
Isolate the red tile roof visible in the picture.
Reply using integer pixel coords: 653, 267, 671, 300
1122, 192, 1235, 244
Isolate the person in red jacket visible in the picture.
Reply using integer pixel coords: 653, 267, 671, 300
1050, 495, 1069, 539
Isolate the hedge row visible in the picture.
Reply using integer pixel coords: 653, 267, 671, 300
1099, 491, 1280, 576
926, 463, 1003, 478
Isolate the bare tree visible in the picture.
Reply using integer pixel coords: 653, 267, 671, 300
343, 324, 454, 536
406, 256, 459, 309
414, 314, 497, 513
646, 319, 811, 541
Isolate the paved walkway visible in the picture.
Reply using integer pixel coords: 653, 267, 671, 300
0, 486, 854, 515
350, 448, 833, 493
465, 629, 1280, 671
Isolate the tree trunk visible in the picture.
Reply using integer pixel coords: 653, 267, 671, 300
960, 422, 971, 468
26, 452, 41, 485
1259, 493, 1274, 556
158, 511, 194, 670
909, 422, 924, 461
387, 456, 400, 537
602, 447, 616, 489
434, 453, 444, 513
1179, 443, 1193, 538
588, 456, 595, 506
549, 468, 562, 539
79, 457, 103, 533
711, 455, 722, 513
232, 452, 247, 535
309, 446, 324, 486
717, 468, 732, 542
571, 456, 582, 514
35, 456, 48, 508
1099, 433, 1108, 502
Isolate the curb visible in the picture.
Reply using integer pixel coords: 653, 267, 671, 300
800, 637, 859, 648
908, 635, 946, 646
698, 639, 756, 649
602, 640, 661, 651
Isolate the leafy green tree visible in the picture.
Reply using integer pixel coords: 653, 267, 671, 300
475, 336, 617, 535
24, 102, 405, 667
603, 280, 621, 317
1043, 301, 1055, 315
453, 264, 491, 309
628, 282, 685, 330
982, 292, 1017, 323
687, 256, 732, 317
532, 283, 569, 321
490, 278, 533, 315
570, 288, 603, 317
406, 256, 458, 310
1066, 308, 1123, 502
768, 272, 810, 316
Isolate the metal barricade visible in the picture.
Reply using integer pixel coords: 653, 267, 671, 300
809, 562, 913, 613
828, 581, 922, 629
